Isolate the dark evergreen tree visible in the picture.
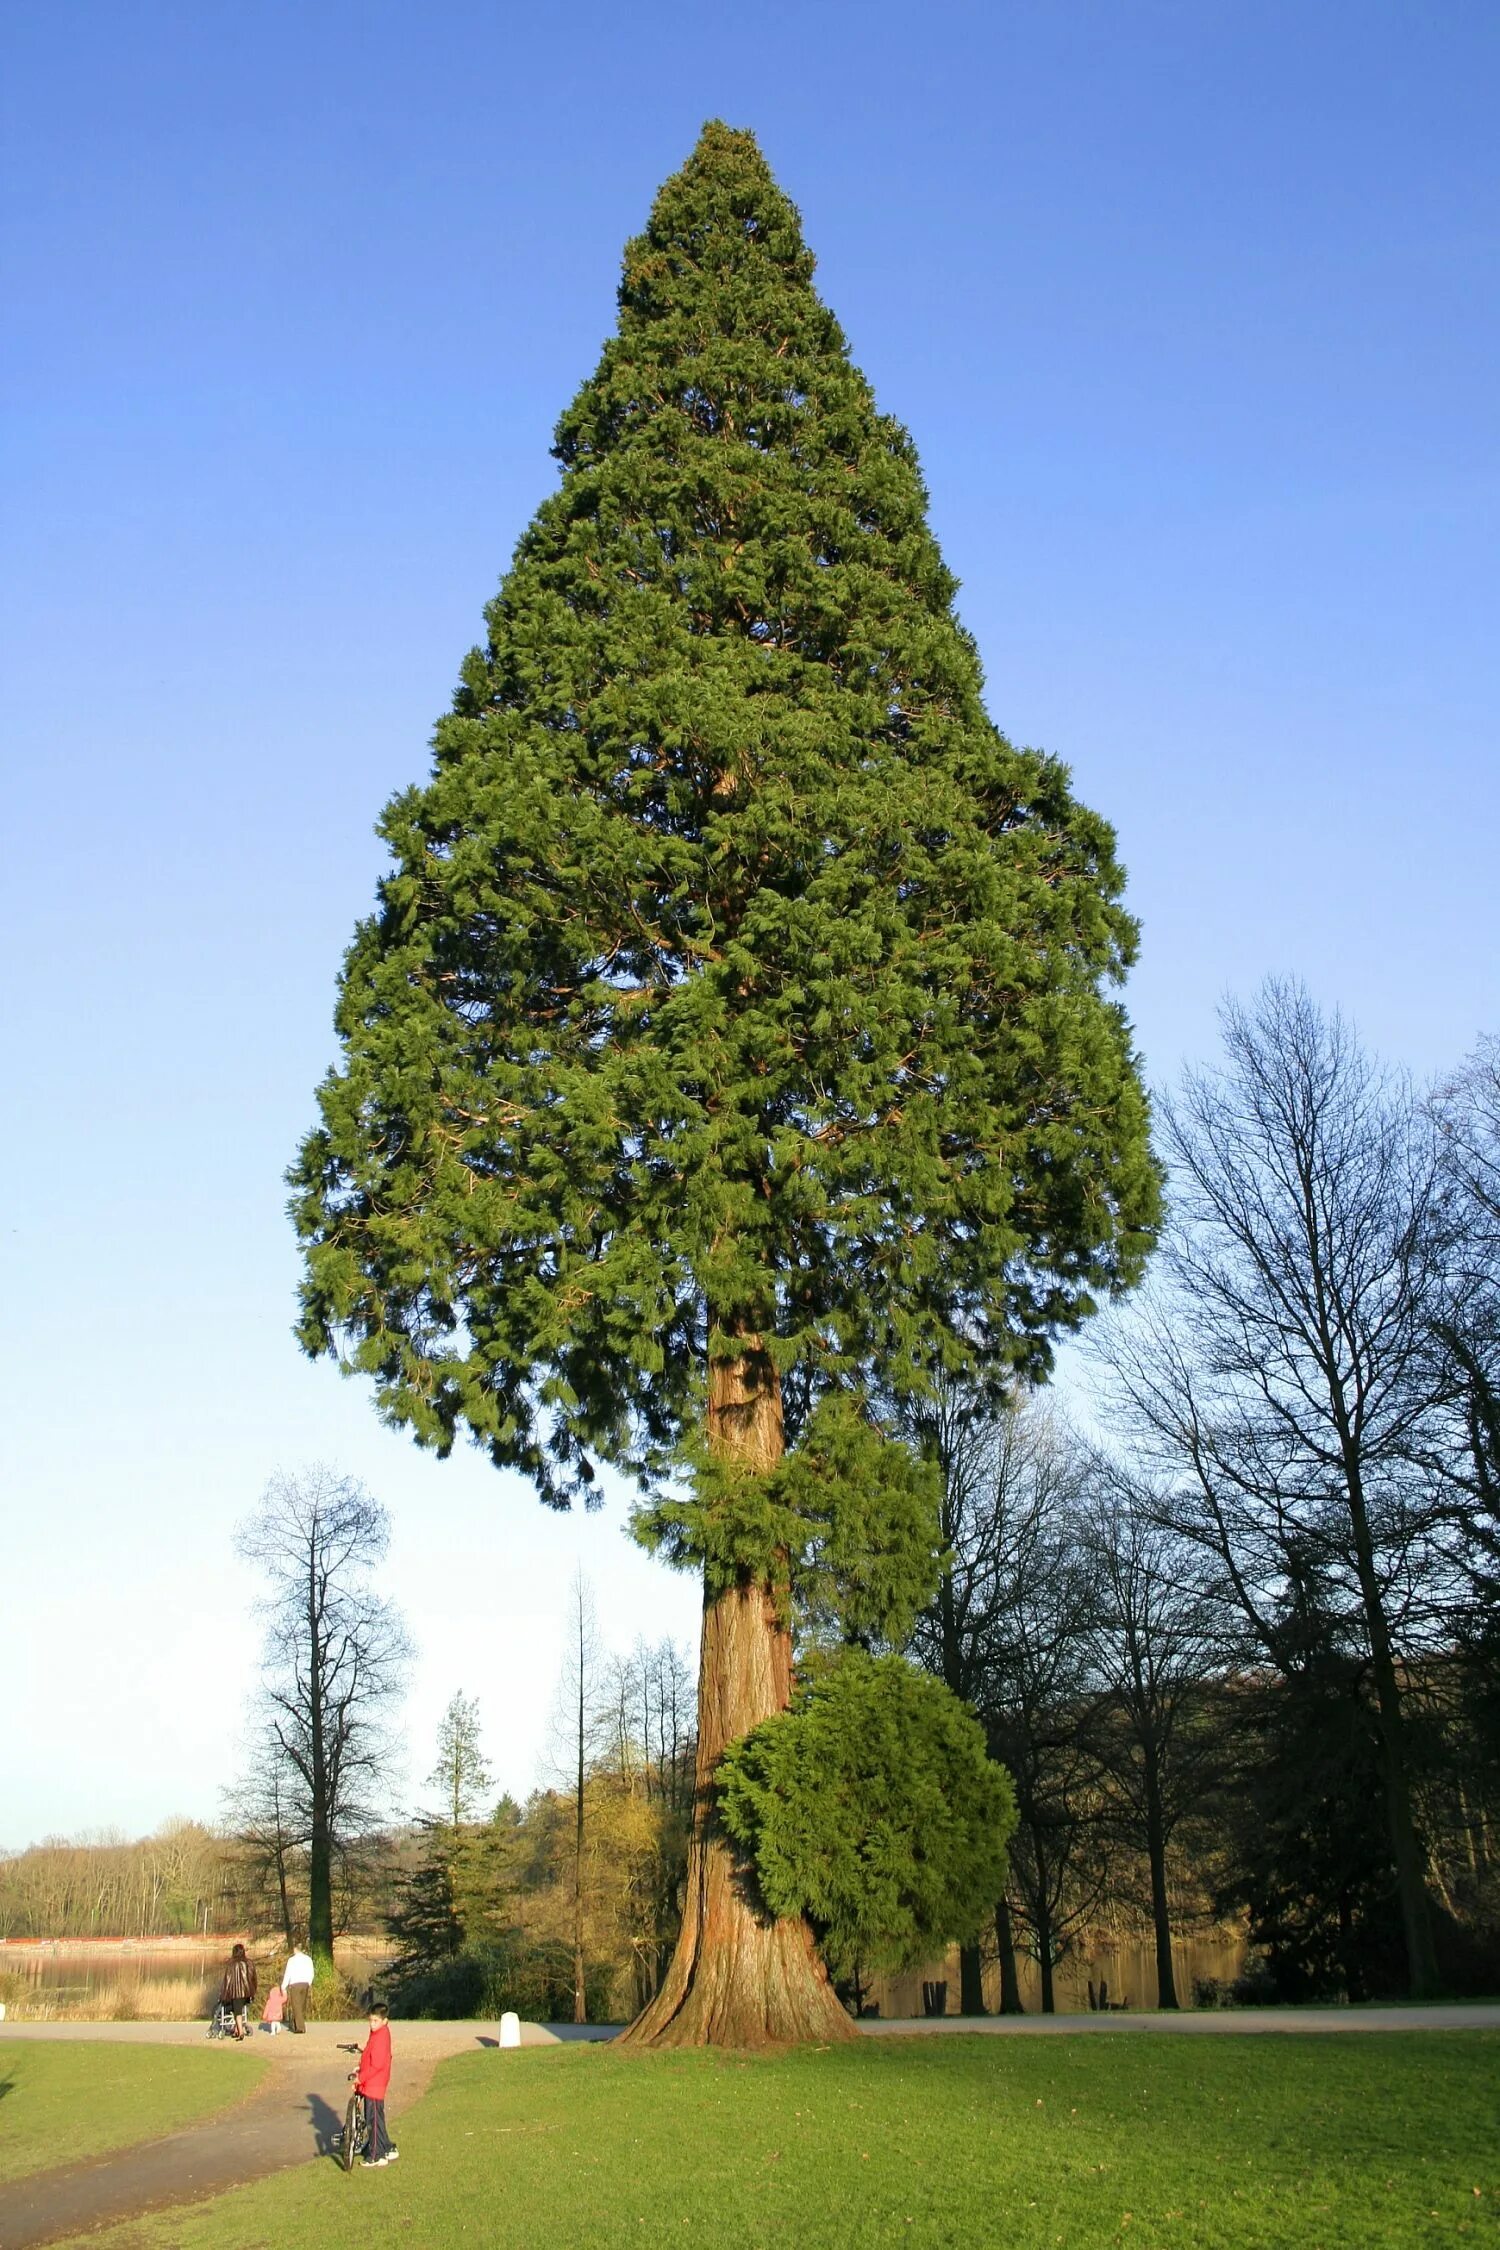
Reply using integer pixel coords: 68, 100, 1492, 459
291, 122, 1158, 2045
1216, 1587, 1406, 2003
387, 1832, 465, 1977
718, 1653, 1015, 1986
427, 1691, 493, 1829
387, 1796, 529, 2017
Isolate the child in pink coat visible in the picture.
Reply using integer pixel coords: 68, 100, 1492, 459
261, 1983, 285, 2035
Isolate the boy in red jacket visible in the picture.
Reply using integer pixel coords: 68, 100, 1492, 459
354, 2003, 397, 2167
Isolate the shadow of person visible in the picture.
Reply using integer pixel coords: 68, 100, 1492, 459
0, 2076, 13, 2102
306, 2091, 343, 2158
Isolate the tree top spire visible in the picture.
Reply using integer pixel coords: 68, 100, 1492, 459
608, 118, 819, 335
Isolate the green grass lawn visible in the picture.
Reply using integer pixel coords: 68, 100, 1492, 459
0, 2041, 268, 2185
62, 2032, 1499, 2249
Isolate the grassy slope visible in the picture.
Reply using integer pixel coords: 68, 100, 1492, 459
0, 2042, 268, 2185
63, 2032, 1498, 2249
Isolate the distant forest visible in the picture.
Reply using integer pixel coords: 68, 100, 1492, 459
6, 997, 1497, 2016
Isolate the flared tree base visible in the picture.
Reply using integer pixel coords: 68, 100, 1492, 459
619, 1915, 856, 2049
620, 1349, 859, 2049
618, 1828, 856, 2049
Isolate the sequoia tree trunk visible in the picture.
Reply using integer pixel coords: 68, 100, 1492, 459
618, 1331, 856, 2048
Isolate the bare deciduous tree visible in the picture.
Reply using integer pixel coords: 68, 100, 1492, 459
1434, 1035, 1500, 1548
1078, 1466, 1220, 2008
0, 1823, 226, 1940
235, 1467, 410, 1958
223, 1737, 305, 1946
1431, 1036, 1500, 1819
909, 1389, 1103, 2013
547, 1569, 602, 2024
1109, 981, 1456, 1995
905, 1378, 1020, 2012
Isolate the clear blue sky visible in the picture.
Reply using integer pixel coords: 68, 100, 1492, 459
3, 1, 1496, 1849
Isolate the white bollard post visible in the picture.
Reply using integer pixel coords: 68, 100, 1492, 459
498, 2010, 520, 2048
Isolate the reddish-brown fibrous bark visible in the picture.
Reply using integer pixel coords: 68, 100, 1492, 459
618, 1334, 856, 2049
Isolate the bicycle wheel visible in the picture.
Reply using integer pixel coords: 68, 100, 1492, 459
341, 2093, 363, 2172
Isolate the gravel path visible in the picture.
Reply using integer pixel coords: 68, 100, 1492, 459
860, 2001, 1500, 2036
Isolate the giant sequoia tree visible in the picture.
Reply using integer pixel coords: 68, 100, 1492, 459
291, 123, 1158, 2045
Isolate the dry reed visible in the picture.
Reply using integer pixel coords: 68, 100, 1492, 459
0, 1938, 396, 2021
3, 1974, 221, 2022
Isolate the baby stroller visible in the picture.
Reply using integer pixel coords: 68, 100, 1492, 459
208, 2001, 238, 2040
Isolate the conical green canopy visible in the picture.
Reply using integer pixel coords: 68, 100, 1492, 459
293, 121, 1158, 1521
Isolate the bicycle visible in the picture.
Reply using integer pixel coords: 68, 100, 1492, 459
333, 2044, 369, 2171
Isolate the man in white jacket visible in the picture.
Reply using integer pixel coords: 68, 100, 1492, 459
282, 1942, 315, 2034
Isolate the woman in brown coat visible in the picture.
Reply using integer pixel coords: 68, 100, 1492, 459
220, 1943, 258, 2040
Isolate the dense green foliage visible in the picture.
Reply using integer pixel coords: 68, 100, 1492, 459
718, 1653, 1015, 1977
0, 2043, 267, 2186
69, 2036, 1500, 2250
386, 1816, 509, 1976
426, 1692, 493, 1828
386, 1806, 604, 2021
379, 1652, 697, 2025
389, 1933, 580, 2022
643, 1392, 942, 1626
1214, 1600, 1407, 2003
289, 121, 1158, 1599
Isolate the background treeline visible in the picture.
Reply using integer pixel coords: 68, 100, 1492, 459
8, 984, 1496, 2015
751, 987, 1489, 2015
0, 1820, 401, 1943
898, 987, 1500, 2010
383, 1629, 695, 2024
0, 1822, 230, 1939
